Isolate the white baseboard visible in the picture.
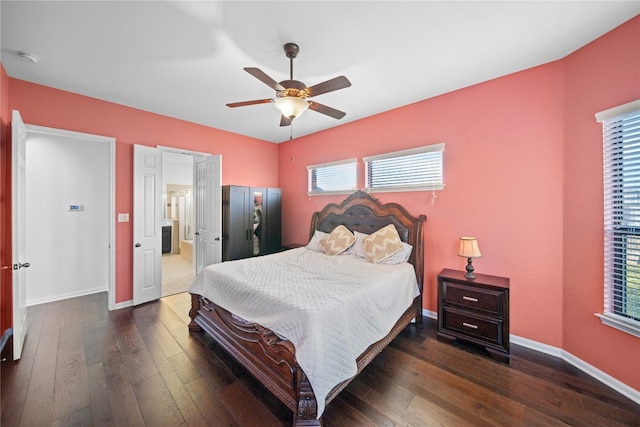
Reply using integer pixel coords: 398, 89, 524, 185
509, 335, 563, 358
512, 335, 640, 405
423, 309, 437, 320
423, 309, 640, 405
26, 286, 107, 307
112, 299, 133, 310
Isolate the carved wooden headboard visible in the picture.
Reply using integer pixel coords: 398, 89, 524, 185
309, 191, 426, 294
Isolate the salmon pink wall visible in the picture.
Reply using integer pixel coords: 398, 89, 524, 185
563, 16, 640, 391
7, 79, 278, 304
278, 16, 640, 393
279, 61, 565, 347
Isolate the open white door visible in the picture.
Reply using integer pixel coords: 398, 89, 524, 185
133, 145, 162, 305
11, 111, 29, 360
195, 155, 222, 274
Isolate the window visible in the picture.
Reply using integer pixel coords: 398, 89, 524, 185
597, 99, 640, 337
307, 158, 357, 195
363, 143, 444, 192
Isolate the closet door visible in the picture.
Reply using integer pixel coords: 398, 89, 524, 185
222, 185, 252, 261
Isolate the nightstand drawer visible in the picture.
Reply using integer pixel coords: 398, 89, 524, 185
443, 281, 504, 316
441, 307, 504, 346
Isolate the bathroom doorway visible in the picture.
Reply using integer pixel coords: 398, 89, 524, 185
161, 152, 196, 296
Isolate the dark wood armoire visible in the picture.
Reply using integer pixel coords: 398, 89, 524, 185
222, 185, 282, 261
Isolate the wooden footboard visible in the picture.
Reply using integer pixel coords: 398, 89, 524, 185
189, 293, 320, 425
189, 292, 420, 426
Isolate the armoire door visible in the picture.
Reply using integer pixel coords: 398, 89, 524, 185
222, 185, 252, 261
263, 188, 282, 254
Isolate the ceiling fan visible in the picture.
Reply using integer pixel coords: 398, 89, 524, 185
226, 42, 351, 127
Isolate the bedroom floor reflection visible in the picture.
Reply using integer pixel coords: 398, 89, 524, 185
162, 254, 195, 297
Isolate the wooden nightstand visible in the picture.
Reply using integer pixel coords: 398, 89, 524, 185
437, 268, 510, 363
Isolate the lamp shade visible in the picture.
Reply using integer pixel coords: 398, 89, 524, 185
458, 237, 481, 258
274, 96, 309, 119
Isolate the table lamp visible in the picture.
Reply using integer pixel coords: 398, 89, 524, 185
458, 237, 481, 279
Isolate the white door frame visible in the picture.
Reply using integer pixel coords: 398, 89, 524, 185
12, 115, 116, 312
26, 124, 116, 310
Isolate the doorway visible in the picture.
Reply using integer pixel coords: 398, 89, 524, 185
133, 146, 221, 305
20, 119, 115, 310
161, 151, 195, 297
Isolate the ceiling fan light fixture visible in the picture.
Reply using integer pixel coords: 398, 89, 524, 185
275, 96, 309, 119
274, 96, 309, 119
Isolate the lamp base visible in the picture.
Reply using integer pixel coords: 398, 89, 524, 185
465, 258, 476, 279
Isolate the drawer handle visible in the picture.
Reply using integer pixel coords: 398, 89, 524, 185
462, 296, 479, 302
462, 322, 478, 329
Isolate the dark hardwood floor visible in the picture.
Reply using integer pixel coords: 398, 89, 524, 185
1, 291, 639, 426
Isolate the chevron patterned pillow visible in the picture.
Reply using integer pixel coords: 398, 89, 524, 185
320, 225, 356, 255
363, 224, 404, 263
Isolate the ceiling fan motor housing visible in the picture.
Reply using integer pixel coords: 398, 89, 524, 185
284, 43, 300, 59
278, 80, 308, 99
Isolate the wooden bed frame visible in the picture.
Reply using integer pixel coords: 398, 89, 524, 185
188, 191, 426, 426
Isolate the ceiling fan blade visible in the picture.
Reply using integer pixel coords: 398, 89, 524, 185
226, 99, 273, 108
280, 115, 292, 127
308, 101, 346, 120
244, 67, 285, 91
306, 76, 351, 97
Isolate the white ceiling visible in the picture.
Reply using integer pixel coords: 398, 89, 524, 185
1, 1, 638, 143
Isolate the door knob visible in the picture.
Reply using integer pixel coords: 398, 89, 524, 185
215, 237, 220, 241
9, 263, 30, 270
135, 243, 141, 247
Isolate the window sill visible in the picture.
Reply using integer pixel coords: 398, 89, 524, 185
307, 190, 356, 197
595, 313, 640, 338
364, 184, 445, 193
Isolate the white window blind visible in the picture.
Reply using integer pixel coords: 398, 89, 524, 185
307, 158, 357, 195
364, 143, 444, 192
598, 99, 640, 336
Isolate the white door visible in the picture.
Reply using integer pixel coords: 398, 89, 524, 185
11, 110, 29, 360
133, 145, 162, 305
195, 155, 222, 274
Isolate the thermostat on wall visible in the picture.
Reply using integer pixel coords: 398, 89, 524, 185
68, 204, 83, 211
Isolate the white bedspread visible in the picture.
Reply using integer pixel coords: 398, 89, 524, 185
188, 247, 419, 417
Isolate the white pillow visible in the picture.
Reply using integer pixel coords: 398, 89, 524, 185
379, 242, 413, 265
347, 231, 369, 259
320, 225, 356, 255
306, 230, 328, 252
